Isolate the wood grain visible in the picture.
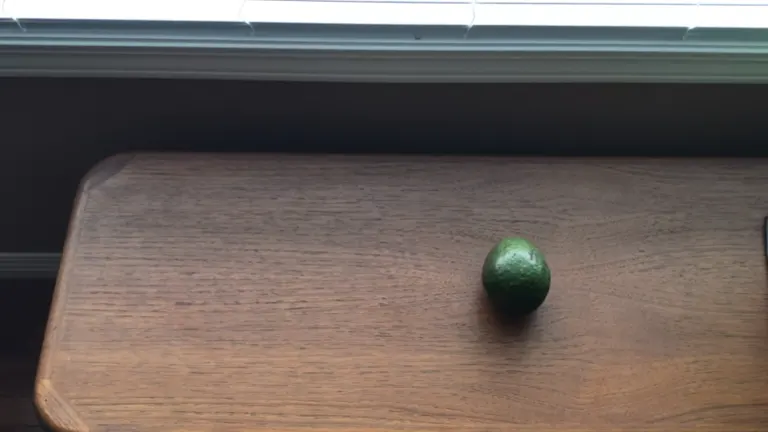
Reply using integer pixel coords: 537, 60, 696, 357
37, 154, 768, 431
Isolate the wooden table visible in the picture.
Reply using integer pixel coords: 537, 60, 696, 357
37, 154, 768, 432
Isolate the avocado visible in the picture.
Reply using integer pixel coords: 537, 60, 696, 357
482, 237, 551, 315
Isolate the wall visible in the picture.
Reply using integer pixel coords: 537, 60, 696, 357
1, 78, 767, 252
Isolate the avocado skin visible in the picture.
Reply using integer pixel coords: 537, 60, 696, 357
482, 237, 551, 316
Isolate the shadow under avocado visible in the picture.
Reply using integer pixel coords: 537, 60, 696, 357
477, 288, 539, 343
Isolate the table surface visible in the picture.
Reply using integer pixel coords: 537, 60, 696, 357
37, 154, 768, 432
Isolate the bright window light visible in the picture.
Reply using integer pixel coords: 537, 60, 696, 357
2, 0, 245, 21
2, 0, 768, 29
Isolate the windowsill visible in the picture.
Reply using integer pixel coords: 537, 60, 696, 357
2, 17, 768, 83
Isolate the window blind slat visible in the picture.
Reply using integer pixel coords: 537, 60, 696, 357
4, 0, 244, 22
474, 4, 694, 27
3, 0, 768, 29
241, 1, 471, 25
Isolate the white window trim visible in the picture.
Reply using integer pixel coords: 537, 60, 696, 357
2, 1, 768, 83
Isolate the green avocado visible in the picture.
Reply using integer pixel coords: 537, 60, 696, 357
482, 237, 551, 315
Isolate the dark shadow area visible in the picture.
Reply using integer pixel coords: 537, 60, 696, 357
0, 280, 54, 356
0, 280, 54, 431
477, 288, 539, 343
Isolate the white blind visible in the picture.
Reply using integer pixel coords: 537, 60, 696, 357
2, 0, 768, 29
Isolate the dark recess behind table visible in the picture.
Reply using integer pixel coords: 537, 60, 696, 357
1, 78, 768, 253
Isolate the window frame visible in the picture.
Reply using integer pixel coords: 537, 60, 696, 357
2, 17, 768, 83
